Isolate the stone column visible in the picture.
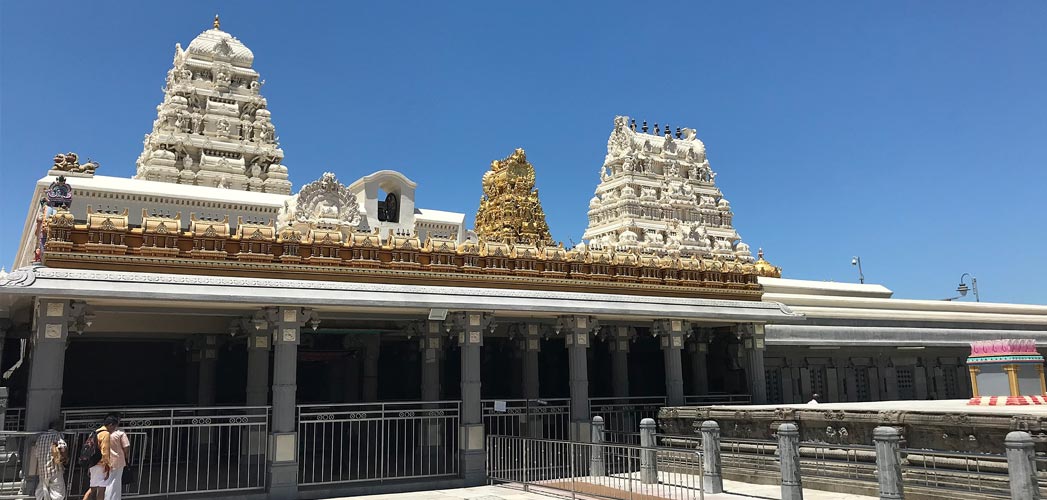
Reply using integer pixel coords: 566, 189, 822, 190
610, 326, 631, 398
450, 312, 491, 485
246, 328, 271, 406
1005, 431, 1039, 500
777, 422, 803, 500
914, 360, 929, 400
421, 321, 443, 401
421, 321, 444, 459
521, 323, 541, 400
699, 421, 724, 493
740, 324, 768, 404
520, 323, 542, 438
656, 320, 687, 406
868, 365, 882, 400
26, 299, 71, 432
362, 335, 380, 402
781, 364, 796, 403
559, 315, 596, 442
196, 335, 218, 406
884, 363, 899, 400
269, 307, 312, 499
873, 426, 904, 499
688, 333, 709, 396
826, 362, 840, 402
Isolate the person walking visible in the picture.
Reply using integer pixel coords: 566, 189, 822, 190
87, 415, 117, 500
31, 421, 68, 500
105, 415, 130, 500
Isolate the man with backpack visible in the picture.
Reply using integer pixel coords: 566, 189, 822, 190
79, 415, 118, 500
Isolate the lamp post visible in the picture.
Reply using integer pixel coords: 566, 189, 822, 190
851, 256, 865, 284
957, 273, 980, 302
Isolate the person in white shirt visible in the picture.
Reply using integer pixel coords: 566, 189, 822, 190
807, 393, 821, 404
104, 414, 131, 500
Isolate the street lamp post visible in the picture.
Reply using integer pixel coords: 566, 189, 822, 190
851, 256, 865, 284
957, 273, 980, 302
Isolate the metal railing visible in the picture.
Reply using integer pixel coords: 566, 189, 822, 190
589, 397, 664, 438
1, 410, 25, 432
0, 431, 36, 499
797, 442, 878, 484
61, 406, 270, 498
482, 399, 569, 440
719, 437, 779, 478
297, 400, 459, 486
901, 448, 1011, 497
488, 434, 706, 500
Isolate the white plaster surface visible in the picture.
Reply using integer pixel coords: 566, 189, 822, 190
707, 399, 1047, 417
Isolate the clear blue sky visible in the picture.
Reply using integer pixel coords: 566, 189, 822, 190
2, 1, 1045, 303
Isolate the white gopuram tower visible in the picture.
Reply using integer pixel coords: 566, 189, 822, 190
134, 16, 292, 195
582, 116, 754, 262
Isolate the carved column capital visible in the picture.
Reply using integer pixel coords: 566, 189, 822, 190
557, 315, 598, 350
446, 311, 493, 346
610, 325, 634, 353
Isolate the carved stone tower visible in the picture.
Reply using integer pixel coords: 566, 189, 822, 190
582, 116, 754, 262
474, 148, 553, 245
134, 16, 292, 194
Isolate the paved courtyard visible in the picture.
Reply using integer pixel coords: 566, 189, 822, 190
330, 482, 877, 500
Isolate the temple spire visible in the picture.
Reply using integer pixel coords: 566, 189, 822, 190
134, 23, 291, 194
213, 14, 220, 29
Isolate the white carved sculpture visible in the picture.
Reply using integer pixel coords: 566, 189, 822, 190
134, 22, 292, 194
582, 115, 756, 262
279, 172, 362, 239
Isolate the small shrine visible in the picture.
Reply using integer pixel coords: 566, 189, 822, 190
967, 339, 1047, 405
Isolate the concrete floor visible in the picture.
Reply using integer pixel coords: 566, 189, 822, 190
329, 481, 877, 500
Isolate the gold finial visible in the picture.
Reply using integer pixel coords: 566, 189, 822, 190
213, 14, 221, 29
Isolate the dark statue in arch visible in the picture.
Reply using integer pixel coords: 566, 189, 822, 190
377, 192, 399, 223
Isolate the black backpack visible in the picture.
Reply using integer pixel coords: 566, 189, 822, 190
77, 430, 103, 468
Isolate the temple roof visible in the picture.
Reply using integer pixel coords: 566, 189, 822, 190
186, 28, 255, 66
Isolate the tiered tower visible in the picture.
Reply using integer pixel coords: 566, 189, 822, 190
582, 116, 754, 262
474, 148, 553, 245
134, 16, 291, 194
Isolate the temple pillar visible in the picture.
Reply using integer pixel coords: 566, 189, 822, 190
26, 299, 72, 432
915, 360, 929, 400
196, 335, 218, 406
656, 320, 686, 406
781, 364, 796, 403
688, 331, 709, 396
421, 321, 443, 401
739, 324, 767, 404
450, 312, 491, 485
611, 326, 631, 398
421, 321, 444, 460
884, 362, 899, 400
246, 328, 271, 406
826, 361, 840, 402
362, 335, 380, 402
521, 323, 541, 400
341, 336, 362, 403
559, 315, 596, 442
268, 307, 314, 499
